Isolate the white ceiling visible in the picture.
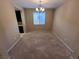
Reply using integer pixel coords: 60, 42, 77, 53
13, 0, 65, 8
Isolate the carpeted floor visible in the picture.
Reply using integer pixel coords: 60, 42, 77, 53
9, 32, 72, 59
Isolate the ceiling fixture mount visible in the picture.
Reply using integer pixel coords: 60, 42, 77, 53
36, 0, 45, 12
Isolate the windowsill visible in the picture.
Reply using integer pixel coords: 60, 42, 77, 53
34, 24, 45, 26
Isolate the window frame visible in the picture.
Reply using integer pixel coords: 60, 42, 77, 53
33, 12, 46, 25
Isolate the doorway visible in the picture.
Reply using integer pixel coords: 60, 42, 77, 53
15, 10, 24, 33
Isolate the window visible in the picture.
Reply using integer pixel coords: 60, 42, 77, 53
33, 12, 45, 25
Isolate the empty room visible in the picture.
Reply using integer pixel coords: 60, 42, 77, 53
0, 0, 79, 59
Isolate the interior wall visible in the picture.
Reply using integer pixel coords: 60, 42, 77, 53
0, 0, 19, 50
24, 8, 54, 32
52, 0, 79, 59
45, 9, 55, 31
24, 8, 35, 32
0, 19, 9, 59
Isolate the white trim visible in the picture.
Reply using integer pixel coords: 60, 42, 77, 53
8, 33, 25, 52
53, 31, 74, 53
70, 56, 74, 59
8, 56, 11, 59
8, 36, 20, 52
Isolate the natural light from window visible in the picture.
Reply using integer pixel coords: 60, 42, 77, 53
33, 12, 45, 25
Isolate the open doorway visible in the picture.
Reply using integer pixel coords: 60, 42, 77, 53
15, 10, 24, 33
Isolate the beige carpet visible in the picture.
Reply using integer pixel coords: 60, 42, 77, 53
9, 32, 72, 59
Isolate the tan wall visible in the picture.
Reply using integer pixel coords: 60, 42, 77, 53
24, 8, 34, 32
45, 9, 54, 31
24, 8, 54, 32
0, 0, 19, 51
0, 19, 9, 59
52, 0, 79, 59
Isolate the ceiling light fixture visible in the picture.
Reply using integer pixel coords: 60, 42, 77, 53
36, 0, 45, 12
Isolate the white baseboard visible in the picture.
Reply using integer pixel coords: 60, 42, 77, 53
7, 33, 24, 52
8, 56, 11, 59
8, 39, 20, 52
7, 33, 25, 59
53, 31, 74, 53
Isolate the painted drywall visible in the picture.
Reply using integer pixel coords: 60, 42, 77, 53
0, 19, 9, 59
45, 9, 55, 31
0, 0, 19, 50
52, 0, 79, 59
24, 8, 35, 32
24, 8, 54, 32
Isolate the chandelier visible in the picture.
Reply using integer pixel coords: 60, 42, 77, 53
36, 0, 45, 12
